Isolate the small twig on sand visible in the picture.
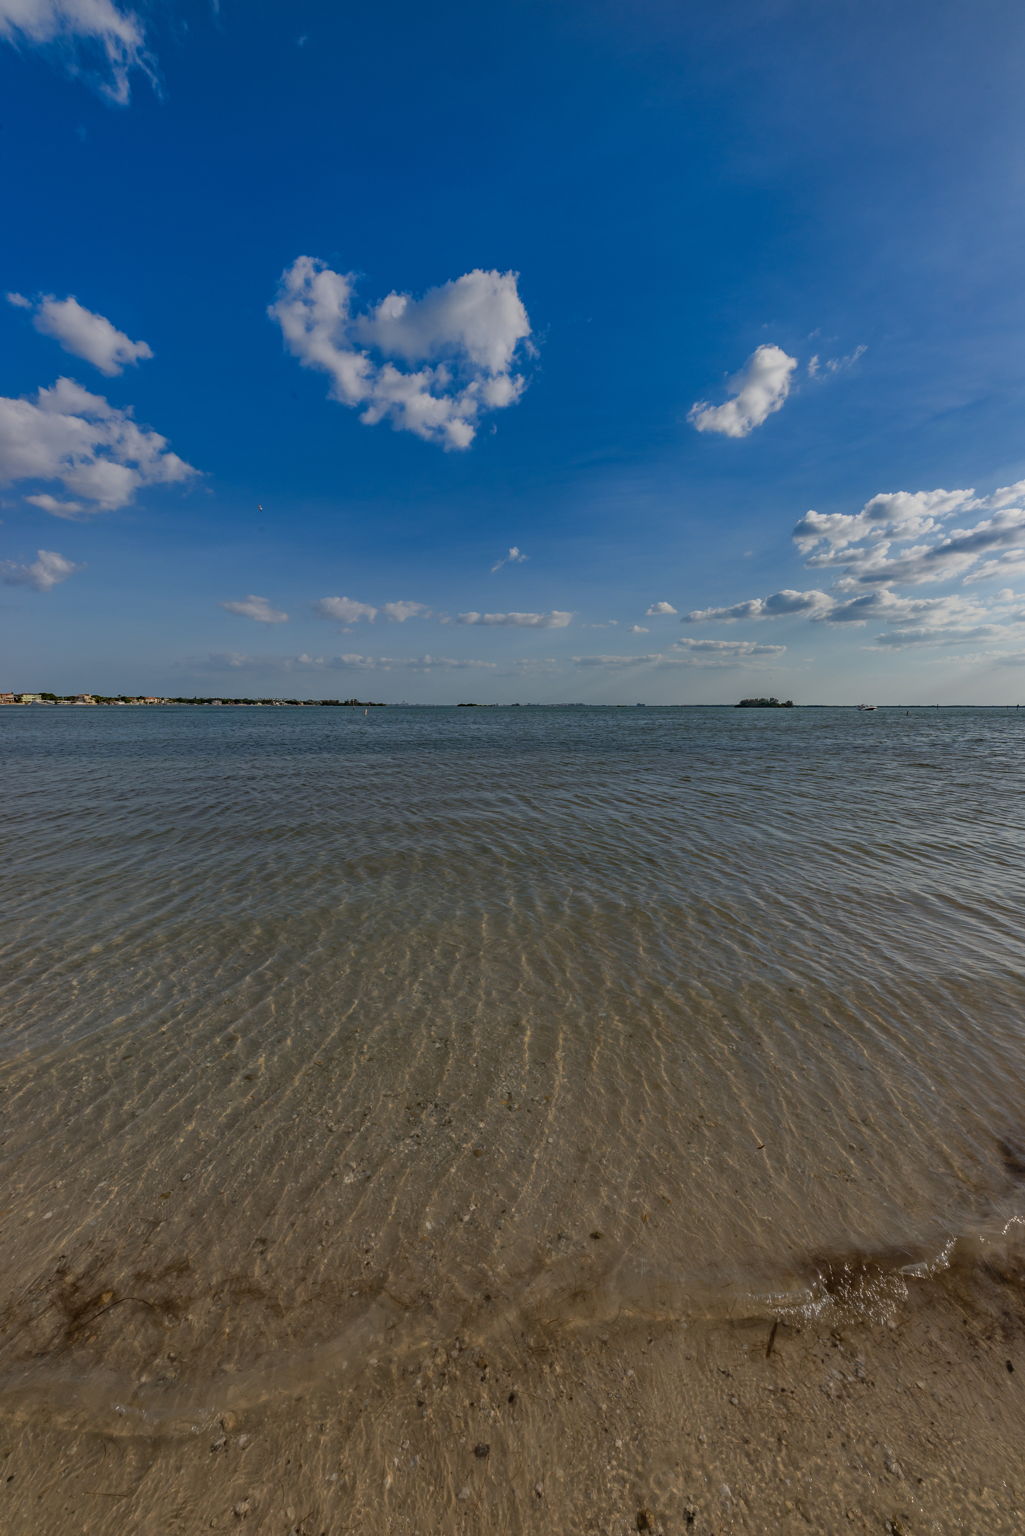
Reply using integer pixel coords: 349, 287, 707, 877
766, 1319, 780, 1359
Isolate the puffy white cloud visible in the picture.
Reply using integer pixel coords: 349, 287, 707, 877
806, 506, 1025, 587
0, 0, 154, 104
688, 345, 798, 439
221, 595, 288, 624
684, 589, 832, 622
964, 552, 1025, 584
1, 547, 80, 591
645, 600, 677, 616
313, 595, 379, 625
628, 624, 649, 634
794, 490, 974, 553
14, 293, 153, 375
490, 545, 527, 573
822, 589, 992, 628
269, 258, 532, 450
0, 377, 195, 513
456, 609, 572, 628
313, 595, 431, 625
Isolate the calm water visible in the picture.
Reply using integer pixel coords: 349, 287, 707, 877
2, 704, 1025, 1427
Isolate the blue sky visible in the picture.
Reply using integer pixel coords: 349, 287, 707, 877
3, 0, 1025, 702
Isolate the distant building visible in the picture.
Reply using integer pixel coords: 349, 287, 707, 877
0, 693, 14, 705
17, 693, 44, 703
73, 694, 96, 705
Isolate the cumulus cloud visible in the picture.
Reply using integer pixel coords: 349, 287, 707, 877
0, 377, 195, 513
221, 595, 288, 624
793, 490, 974, 553
269, 258, 533, 450
13, 293, 153, 376
0, 0, 155, 104
1, 547, 80, 591
684, 589, 832, 622
491, 545, 527, 573
679, 475, 1025, 655
821, 589, 996, 630
313, 595, 431, 625
380, 600, 431, 622
314, 595, 378, 625
645, 600, 677, 616
688, 345, 798, 439
628, 624, 649, 634
797, 489, 1025, 587
456, 609, 572, 628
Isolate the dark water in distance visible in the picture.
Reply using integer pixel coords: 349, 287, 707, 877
2, 704, 1025, 1424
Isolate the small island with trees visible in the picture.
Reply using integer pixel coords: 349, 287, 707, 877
735, 697, 795, 708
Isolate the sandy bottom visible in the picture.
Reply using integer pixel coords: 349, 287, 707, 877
2, 1242, 1024, 1535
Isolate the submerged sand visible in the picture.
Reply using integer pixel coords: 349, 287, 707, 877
2, 1238, 1025, 1533
4, 707, 1025, 1531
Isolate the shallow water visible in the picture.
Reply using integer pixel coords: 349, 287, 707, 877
2, 703, 1025, 1432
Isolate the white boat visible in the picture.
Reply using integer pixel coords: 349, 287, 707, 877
857, 703, 876, 711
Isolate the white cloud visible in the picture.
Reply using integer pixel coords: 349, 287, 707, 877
802, 505, 1025, 587
964, 552, 1025, 584
688, 345, 798, 439
6, 291, 30, 308
572, 653, 661, 668
794, 490, 974, 553
23, 492, 84, 517
15, 294, 153, 376
645, 600, 677, 616
821, 589, 998, 630
1, 547, 80, 591
269, 258, 533, 450
313, 595, 379, 625
313, 595, 431, 625
456, 609, 572, 628
490, 545, 527, 573
0, 0, 155, 104
628, 624, 649, 634
571, 639, 784, 669
678, 473, 1025, 658
671, 637, 786, 658
221, 595, 288, 624
0, 377, 195, 513
684, 589, 832, 622
330, 653, 496, 672
807, 345, 866, 378
380, 600, 431, 622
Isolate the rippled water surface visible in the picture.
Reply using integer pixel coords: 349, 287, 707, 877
2, 703, 1025, 1426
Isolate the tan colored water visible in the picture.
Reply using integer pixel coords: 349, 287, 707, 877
2, 705, 1025, 1532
